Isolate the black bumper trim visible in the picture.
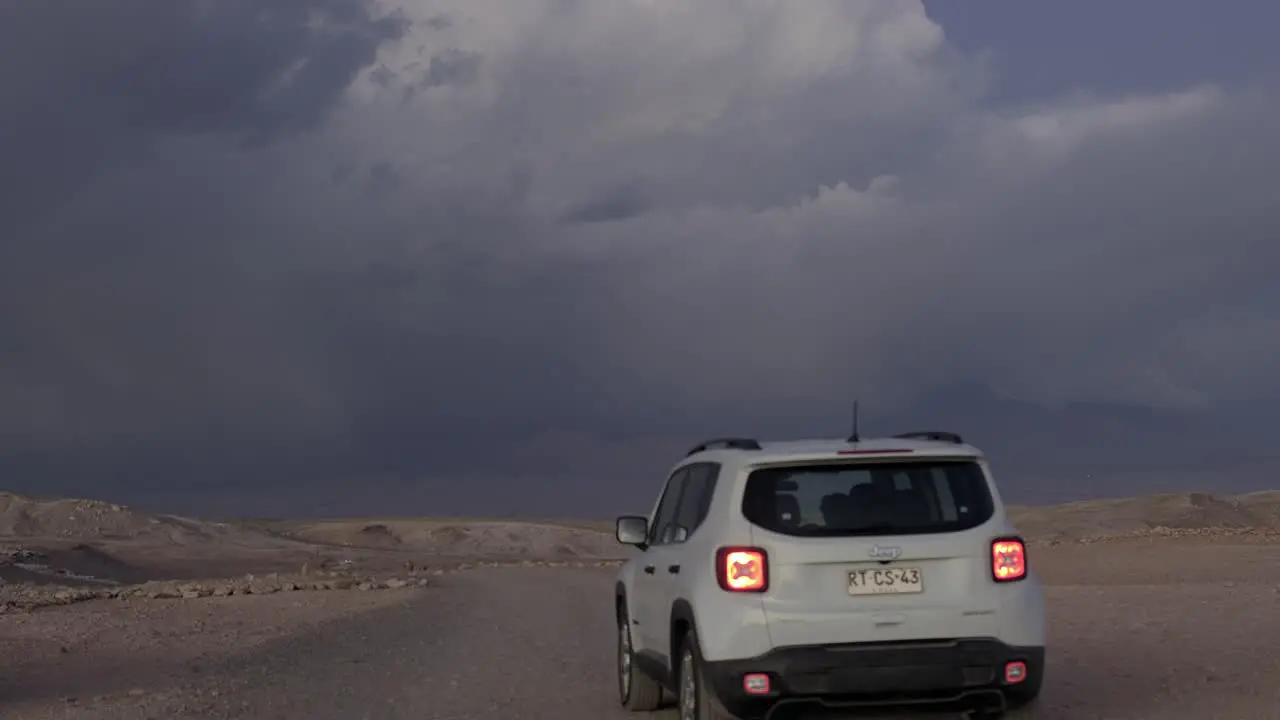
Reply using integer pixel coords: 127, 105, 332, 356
702, 637, 1044, 720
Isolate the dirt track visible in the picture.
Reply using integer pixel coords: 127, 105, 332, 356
5, 546, 1280, 720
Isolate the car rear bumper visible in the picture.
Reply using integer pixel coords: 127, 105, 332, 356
701, 637, 1044, 719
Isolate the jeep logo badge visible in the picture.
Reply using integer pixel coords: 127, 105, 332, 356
868, 545, 902, 560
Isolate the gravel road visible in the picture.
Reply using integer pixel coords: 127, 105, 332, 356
167, 567, 636, 720
80, 566, 1280, 720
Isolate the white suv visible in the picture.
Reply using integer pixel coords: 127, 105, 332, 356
613, 432, 1046, 719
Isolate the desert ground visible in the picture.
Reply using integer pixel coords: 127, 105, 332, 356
2, 490, 1280, 719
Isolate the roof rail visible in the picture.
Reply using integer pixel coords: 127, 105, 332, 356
892, 430, 964, 444
686, 437, 762, 457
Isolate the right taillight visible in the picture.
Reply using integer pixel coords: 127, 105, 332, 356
716, 547, 769, 592
991, 537, 1027, 582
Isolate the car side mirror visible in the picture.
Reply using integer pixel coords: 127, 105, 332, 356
615, 515, 649, 546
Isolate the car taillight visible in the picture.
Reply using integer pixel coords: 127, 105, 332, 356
716, 547, 768, 592
991, 537, 1027, 582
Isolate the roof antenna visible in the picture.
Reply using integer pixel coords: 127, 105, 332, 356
848, 400, 860, 443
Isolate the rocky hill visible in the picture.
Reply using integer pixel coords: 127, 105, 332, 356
0, 492, 300, 547
1008, 490, 1280, 541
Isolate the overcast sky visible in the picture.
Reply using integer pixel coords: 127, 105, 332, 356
1, 1, 1278, 515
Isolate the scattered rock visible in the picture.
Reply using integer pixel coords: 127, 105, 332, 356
0, 567, 439, 613
1029, 525, 1280, 546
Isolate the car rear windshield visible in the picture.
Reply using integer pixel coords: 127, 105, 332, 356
741, 459, 995, 537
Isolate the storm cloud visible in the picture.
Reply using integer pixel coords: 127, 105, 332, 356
2, 1, 1279, 514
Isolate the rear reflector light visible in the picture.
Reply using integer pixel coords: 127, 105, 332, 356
716, 547, 769, 592
991, 537, 1027, 582
838, 448, 914, 455
742, 673, 771, 695
1004, 661, 1027, 684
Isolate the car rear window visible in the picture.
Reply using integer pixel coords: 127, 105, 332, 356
741, 459, 995, 537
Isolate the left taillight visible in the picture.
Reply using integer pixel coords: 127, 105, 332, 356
716, 547, 769, 592
991, 537, 1027, 583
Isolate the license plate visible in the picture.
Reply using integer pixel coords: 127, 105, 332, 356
848, 567, 923, 595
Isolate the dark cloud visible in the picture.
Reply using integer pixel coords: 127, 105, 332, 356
560, 180, 651, 224
0, 0, 405, 233
424, 49, 481, 87
2, 1, 1280, 515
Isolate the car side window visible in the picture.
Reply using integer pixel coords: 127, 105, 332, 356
671, 462, 721, 542
649, 468, 688, 545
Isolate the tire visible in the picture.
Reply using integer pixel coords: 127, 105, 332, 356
1001, 699, 1043, 718
1000, 686, 1043, 717
617, 605, 663, 711
676, 627, 739, 720
1001, 661, 1044, 714
990, 672, 1043, 717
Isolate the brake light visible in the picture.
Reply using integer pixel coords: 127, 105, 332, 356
838, 448, 914, 455
716, 547, 768, 592
991, 537, 1027, 582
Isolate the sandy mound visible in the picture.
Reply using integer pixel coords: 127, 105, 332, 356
279, 520, 624, 559
352, 523, 403, 548
1009, 491, 1272, 541
41, 543, 152, 583
0, 493, 157, 539
0, 492, 299, 548
0, 543, 153, 586
282, 489, 1280, 555
8, 485, 1280, 564
1233, 491, 1280, 525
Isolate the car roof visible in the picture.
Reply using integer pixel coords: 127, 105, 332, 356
682, 436, 983, 466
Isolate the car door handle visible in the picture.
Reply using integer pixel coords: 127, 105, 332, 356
643, 565, 656, 574
667, 565, 680, 574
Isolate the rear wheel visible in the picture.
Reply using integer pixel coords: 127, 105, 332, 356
617, 605, 663, 711
1001, 700, 1043, 718
676, 628, 738, 720
1001, 659, 1044, 715
1000, 686, 1043, 717
991, 672, 1043, 717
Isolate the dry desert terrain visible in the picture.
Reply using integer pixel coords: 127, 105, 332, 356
2, 489, 1280, 719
